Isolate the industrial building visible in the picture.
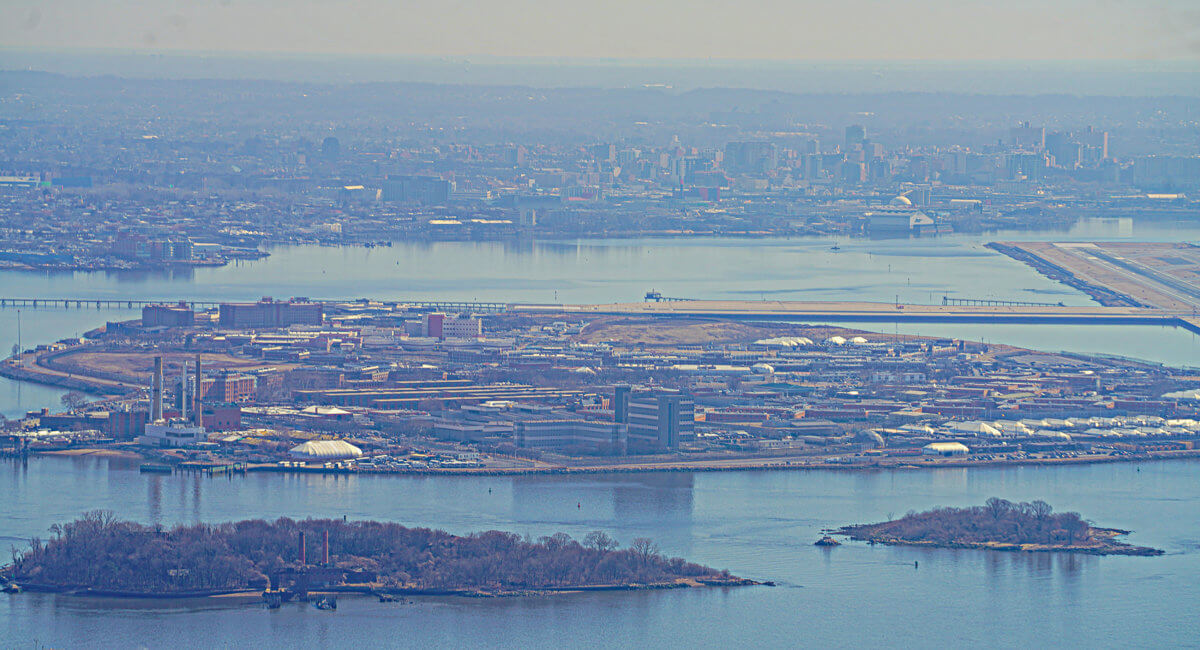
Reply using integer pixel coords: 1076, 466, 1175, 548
615, 387, 695, 452
515, 419, 626, 453
141, 303, 195, 327
218, 297, 324, 329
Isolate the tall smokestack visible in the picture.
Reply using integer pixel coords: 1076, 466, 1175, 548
151, 356, 163, 421
180, 361, 188, 420
323, 530, 330, 565
193, 352, 203, 427
299, 531, 306, 565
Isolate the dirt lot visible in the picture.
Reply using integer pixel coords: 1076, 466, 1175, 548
53, 350, 292, 382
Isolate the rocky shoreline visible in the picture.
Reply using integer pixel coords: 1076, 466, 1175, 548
833, 528, 1163, 556
10, 576, 760, 603
834, 515, 1164, 557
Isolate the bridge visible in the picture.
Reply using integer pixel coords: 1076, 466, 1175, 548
0, 298, 222, 309
0, 297, 512, 313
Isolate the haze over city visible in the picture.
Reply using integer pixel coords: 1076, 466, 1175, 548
5, 0, 1200, 60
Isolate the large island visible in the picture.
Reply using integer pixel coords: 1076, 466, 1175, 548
835, 499, 1163, 556
4, 511, 752, 599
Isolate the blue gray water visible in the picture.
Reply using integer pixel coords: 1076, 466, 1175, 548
2, 455, 1197, 648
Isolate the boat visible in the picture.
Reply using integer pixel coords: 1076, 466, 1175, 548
814, 535, 841, 547
377, 593, 399, 603
830, 243, 841, 251
313, 595, 337, 610
2, 582, 21, 594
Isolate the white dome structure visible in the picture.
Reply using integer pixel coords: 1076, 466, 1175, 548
1033, 430, 1072, 440
289, 439, 363, 460
825, 336, 847, 346
949, 421, 1003, 437
753, 336, 813, 348
923, 442, 969, 456
849, 336, 869, 345
890, 195, 913, 207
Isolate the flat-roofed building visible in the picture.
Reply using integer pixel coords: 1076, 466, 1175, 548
516, 419, 627, 454
621, 390, 694, 452
218, 297, 323, 329
142, 303, 195, 327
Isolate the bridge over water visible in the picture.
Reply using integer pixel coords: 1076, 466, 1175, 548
0, 297, 511, 313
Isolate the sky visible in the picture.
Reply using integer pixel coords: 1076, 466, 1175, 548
1, 0, 1199, 61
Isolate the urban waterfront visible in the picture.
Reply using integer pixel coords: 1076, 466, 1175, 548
3, 222, 1200, 418
2, 455, 1197, 647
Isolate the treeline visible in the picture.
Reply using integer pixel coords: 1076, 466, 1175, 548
844, 498, 1096, 546
9, 511, 728, 593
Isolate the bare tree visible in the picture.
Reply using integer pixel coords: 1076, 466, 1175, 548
986, 497, 1013, 520
60, 391, 89, 411
630, 537, 661, 567
583, 530, 619, 552
1030, 500, 1053, 521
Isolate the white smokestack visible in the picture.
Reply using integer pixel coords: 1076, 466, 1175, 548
151, 356, 163, 421
180, 361, 188, 420
194, 352, 203, 427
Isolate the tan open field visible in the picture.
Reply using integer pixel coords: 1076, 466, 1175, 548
56, 350, 293, 382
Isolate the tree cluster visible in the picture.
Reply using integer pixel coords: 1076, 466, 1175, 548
10, 511, 725, 593
846, 498, 1096, 546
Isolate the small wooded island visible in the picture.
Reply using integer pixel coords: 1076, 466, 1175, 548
835, 498, 1163, 556
3, 511, 753, 599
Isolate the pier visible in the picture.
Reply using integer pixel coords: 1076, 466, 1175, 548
942, 296, 1065, 308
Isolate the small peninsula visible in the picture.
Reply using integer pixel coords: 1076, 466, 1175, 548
835, 499, 1163, 556
3, 511, 752, 599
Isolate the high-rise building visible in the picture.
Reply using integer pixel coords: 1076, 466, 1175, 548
723, 141, 777, 175
1010, 122, 1046, 150
588, 143, 616, 162
380, 175, 451, 204
1045, 132, 1082, 168
321, 136, 340, 160
617, 389, 694, 452
845, 125, 866, 148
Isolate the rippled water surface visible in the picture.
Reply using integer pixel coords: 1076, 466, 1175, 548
2, 456, 1197, 647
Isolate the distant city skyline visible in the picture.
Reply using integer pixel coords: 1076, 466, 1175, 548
3, 0, 1199, 61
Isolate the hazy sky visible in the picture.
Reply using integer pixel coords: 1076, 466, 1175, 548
3, 0, 1199, 61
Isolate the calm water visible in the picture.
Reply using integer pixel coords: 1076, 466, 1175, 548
2, 456, 1198, 648
2, 219, 1200, 417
